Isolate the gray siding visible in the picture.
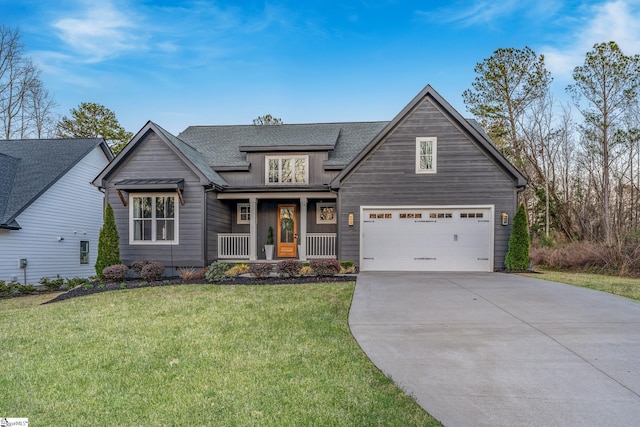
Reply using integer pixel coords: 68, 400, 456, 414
104, 133, 207, 268
338, 98, 519, 269
206, 193, 232, 263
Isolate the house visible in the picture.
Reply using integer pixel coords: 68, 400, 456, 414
0, 139, 113, 284
92, 85, 526, 274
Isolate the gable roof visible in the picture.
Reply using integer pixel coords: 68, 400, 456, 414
178, 121, 388, 170
331, 84, 528, 188
0, 138, 112, 230
93, 121, 228, 189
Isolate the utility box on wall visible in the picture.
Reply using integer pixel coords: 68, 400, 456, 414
19, 258, 27, 268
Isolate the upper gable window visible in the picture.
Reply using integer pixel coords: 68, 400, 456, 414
129, 193, 178, 244
266, 155, 308, 185
416, 137, 437, 174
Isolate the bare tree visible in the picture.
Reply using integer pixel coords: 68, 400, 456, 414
0, 26, 57, 139
253, 114, 283, 125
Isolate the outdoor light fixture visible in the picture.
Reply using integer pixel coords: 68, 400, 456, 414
348, 212, 354, 226
501, 212, 509, 226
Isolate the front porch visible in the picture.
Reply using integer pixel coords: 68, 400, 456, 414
218, 232, 337, 260
215, 192, 338, 261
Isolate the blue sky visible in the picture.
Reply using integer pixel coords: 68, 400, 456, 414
3, 0, 640, 135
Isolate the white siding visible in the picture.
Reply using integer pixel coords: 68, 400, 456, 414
0, 147, 109, 284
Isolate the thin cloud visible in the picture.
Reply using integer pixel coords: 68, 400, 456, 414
52, 0, 142, 63
541, 0, 640, 81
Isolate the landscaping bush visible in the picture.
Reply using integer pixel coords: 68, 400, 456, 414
249, 263, 273, 279
277, 260, 302, 278
65, 277, 88, 290
226, 263, 250, 277
310, 259, 341, 276
102, 264, 129, 282
206, 262, 231, 282
140, 262, 164, 282
131, 260, 152, 275
300, 265, 313, 275
505, 204, 530, 271
17, 284, 37, 294
0, 280, 17, 298
340, 260, 356, 274
95, 203, 120, 279
40, 277, 65, 291
177, 267, 207, 280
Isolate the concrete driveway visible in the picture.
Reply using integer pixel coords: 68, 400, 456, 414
349, 272, 640, 427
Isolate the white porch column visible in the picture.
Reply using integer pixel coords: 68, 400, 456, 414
299, 196, 307, 261
249, 197, 257, 261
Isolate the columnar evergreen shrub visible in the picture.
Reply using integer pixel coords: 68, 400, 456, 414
95, 203, 120, 278
505, 204, 530, 271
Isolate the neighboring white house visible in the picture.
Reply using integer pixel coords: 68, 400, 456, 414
0, 139, 112, 284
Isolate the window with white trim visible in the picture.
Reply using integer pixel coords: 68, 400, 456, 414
416, 137, 437, 173
316, 203, 336, 224
237, 203, 251, 224
80, 241, 89, 264
265, 155, 308, 185
130, 193, 178, 244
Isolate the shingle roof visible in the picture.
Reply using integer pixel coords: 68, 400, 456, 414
178, 122, 389, 169
0, 138, 107, 229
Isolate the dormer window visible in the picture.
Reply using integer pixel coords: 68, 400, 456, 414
266, 155, 308, 185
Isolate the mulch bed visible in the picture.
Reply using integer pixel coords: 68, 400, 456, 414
43, 274, 357, 304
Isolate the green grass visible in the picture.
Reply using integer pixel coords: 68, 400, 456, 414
524, 269, 640, 300
0, 283, 440, 426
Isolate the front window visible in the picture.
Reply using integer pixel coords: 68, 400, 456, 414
130, 193, 178, 244
237, 203, 251, 224
317, 203, 337, 224
416, 137, 437, 173
266, 156, 308, 185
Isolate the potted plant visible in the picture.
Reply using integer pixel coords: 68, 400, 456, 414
265, 226, 274, 260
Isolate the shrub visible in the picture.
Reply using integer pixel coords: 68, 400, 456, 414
310, 259, 341, 276
177, 267, 207, 280
206, 262, 231, 282
140, 262, 164, 282
17, 284, 37, 294
131, 260, 152, 275
95, 203, 120, 279
277, 260, 302, 278
65, 277, 87, 290
102, 264, 129, 282
40, 277, 65, 291
505, 204, 530, 271
249, 263, 272, 279
0, 281, 17, 298
340, 261, 356, 274
226, 263, 250, 277
300, 265, 313, 276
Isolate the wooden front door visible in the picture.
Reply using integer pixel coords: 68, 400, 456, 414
277, 204, 297, 258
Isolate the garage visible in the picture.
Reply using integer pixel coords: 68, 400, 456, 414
360, 206, 493, 272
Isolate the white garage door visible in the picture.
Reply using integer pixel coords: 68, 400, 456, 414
360, 207, 493, 272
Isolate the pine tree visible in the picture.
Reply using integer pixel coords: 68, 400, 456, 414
95, 203, 121, 278
505, 204, 530, 271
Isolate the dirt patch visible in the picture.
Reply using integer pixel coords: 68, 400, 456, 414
43, 275, 357, 304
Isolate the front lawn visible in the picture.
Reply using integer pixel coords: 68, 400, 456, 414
0, 283, 440, 426
523, 269, 640, 301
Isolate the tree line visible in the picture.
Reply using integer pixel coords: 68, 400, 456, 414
0, 26, 131, 153
463, 42, 640, 249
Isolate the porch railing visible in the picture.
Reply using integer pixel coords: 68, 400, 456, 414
306, 233, 336, 259
218, 233, 250, 259
217, 232, 336, 259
